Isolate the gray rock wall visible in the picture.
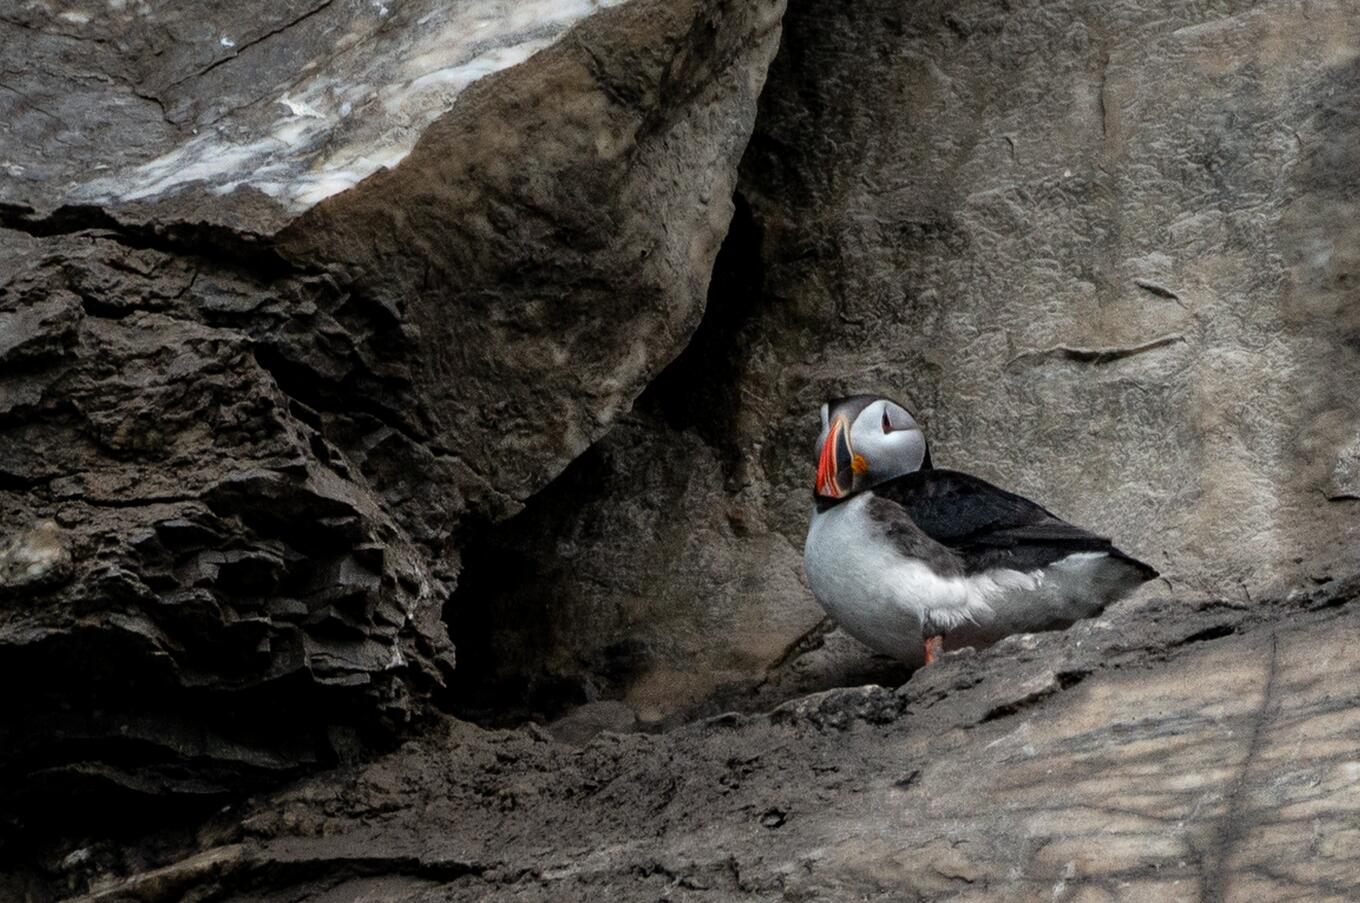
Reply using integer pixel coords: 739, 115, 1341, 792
747, 0, 1360, 597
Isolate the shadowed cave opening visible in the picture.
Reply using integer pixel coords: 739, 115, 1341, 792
438, 443, 625, 728
440, 194, 808, 728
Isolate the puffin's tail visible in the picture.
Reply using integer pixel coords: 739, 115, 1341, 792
1110, 548, 1159, 583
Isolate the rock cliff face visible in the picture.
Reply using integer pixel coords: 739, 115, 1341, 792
2, 0, 1359, 900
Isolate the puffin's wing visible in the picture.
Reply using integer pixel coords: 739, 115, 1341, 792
872, 469, 1158, 578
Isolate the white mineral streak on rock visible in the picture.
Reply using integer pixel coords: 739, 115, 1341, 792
74, 0, 630, 214
0, 520, 72, 591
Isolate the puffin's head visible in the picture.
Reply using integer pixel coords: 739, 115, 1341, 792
814, 394, 930, 500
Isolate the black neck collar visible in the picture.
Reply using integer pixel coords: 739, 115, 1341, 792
813, 492, 846, 513
812, 453, 933, 513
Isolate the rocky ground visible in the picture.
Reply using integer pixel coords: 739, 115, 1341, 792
10, 577, 1359, 902
2, 0, 1359, 900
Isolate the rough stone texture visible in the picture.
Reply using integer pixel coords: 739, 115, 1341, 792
1, 0, 632, 220
19, 578, 1360, 902
277, 0, 786, 519
459, 0, 1360, 723
0, 0, 784, 832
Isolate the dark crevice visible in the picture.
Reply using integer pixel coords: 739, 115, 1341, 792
435, 446, 616, 728
60, 493, 201, 509
1134, 277, 1183, 301
235, 853, 488, 896
438, 191, 770, 729
434, 411, 626, 721
0, 202, 302, 281
1176, 623, 1238, 646
74, 288, 145, 320
980, 669, 1090, 723
636, 191, 764, 483
1305, 576, 1360, 610
1006, 333, 1187, 368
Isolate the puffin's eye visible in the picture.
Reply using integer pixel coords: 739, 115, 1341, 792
882, 409, 893, 433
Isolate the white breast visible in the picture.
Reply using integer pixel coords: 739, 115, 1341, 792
804, 495, 1023, 663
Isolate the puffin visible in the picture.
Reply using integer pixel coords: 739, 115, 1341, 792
803, 394, 1157, 667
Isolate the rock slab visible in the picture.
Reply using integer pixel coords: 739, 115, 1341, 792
0, 0, 785, 830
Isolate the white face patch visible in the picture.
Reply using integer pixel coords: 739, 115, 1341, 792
845, 400, 926, 487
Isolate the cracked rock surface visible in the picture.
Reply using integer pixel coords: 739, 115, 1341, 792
2, 0, 633, 219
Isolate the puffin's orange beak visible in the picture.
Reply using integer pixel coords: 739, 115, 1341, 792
815, 417, 854, 498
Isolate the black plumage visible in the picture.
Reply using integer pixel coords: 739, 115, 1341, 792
867, 469, 1159, 578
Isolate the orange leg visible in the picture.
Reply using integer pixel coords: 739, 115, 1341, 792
924, 635, 944, 666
